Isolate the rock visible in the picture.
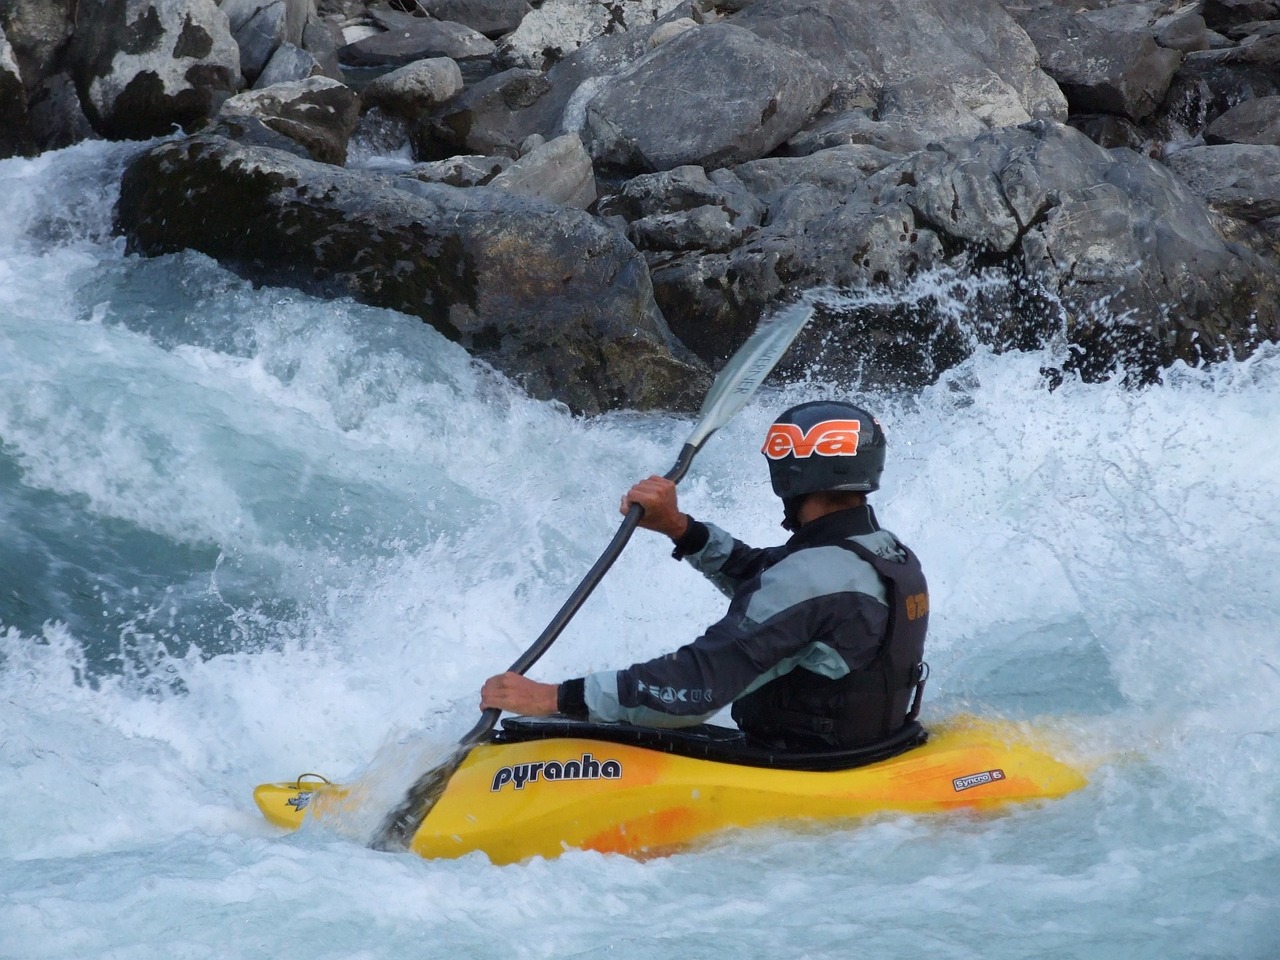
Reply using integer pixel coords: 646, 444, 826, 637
0, 0, 76, 93
360, 56, 463, 120
1154, 5, 1210, 53
1157, 50, 1280, 137
1202, 0, 1280, 31
735, 0, 1067, 129
496, 0, 683, 70
1014, 5, 1182, 122
487, 132, 597, 208
220, 0, 311, 81
598, 164, 764, 222
650, 18, 698, 47
253, 42, 323, 87
27, 71, 97, 151
785, 108, 929, 157
1068, 113, 1149, 151
0, 25, 35, 158
1205, 94, 1280, 145
413, 0, 533, 38
876, 76, 988, 144
416, 67, 550, 158
338, 19, 495, 66
69, 0, 241, 140
582, 23, 832, 173
732, 144, 899, 199
643, 119, 1279, 385
403, 153, 512, 186
301, 13, 342, 79
1019, 138, 1279, 377
1164, 143, 1280, 221
115, 134, 708, 414
216, 75, 358, 163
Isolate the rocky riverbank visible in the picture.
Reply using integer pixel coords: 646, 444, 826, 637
3, 0, 1278, 412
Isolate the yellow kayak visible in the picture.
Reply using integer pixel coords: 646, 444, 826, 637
254, 715, 1086, 864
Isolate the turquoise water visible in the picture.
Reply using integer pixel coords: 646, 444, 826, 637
1, 141, 1277, 959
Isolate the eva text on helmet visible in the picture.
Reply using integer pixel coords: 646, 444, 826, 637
762, 419, 863, 460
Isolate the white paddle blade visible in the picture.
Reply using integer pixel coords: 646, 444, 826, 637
685, 300, 815, 451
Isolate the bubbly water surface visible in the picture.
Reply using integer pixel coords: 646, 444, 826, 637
1, 142, 1277, 960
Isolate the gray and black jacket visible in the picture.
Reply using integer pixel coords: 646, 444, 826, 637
558, 504, 929, 750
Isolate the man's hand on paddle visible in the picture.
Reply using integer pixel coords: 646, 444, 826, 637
622, 475, 689, 540
481, 672, 558, 716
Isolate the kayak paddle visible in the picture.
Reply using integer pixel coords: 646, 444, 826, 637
370, 299, 815, 851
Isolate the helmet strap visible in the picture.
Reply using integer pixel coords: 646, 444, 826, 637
781, 495, 806, 533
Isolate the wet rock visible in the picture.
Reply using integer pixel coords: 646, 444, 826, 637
216, 75, 358, 163
115, 134, 708, 414
1156, 49, 1280, 137
69, 0, 241, 139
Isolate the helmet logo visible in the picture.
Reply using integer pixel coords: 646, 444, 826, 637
763, 419, 862, 459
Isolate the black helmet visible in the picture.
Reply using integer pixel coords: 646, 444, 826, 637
762, 400, 886, 499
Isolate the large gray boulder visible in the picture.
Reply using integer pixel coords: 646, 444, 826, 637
582, 23, 833, 172
734, 0, 1067, 128
114, 134, 708, 414
1014, 5, 1182, 122
69, 0, 241, 139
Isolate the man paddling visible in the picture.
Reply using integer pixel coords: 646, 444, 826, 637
481, 400, 929, 751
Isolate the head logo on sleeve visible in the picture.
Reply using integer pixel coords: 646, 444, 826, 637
763, 419, 862, 459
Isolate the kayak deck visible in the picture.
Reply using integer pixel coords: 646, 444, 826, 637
254, 715, 1087, 863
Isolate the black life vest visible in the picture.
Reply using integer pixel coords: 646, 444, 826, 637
731, 537, 929, 751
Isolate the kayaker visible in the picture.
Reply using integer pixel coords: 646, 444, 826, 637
481, 400, 929, 751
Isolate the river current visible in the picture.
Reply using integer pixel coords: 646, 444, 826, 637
1, 141, 1277, 960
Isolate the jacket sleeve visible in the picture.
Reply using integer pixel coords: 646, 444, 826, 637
680, 520, 789, 599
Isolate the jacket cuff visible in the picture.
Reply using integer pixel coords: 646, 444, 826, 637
671, 517, 709, 560
557, 677, 588, 719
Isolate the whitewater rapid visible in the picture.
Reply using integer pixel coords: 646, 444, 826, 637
1, 141, 1277, 960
